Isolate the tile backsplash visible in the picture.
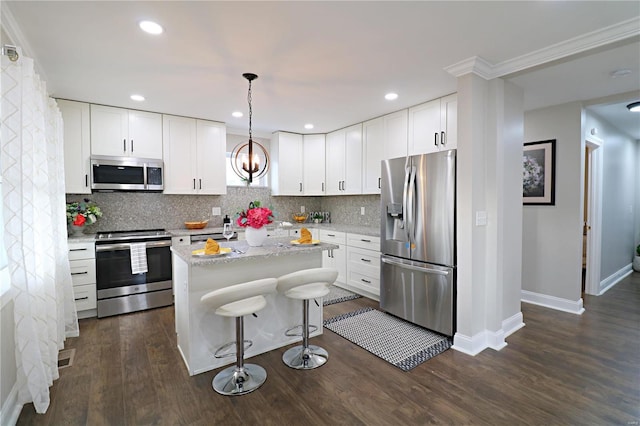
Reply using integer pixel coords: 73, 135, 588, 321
67, 187, 380, 232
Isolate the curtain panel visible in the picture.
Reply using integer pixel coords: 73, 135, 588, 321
1, 51, 78, 414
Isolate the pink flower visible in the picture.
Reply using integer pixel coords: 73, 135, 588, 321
236, 201, 274, 228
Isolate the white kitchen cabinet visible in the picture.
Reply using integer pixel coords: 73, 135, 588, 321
325, 124, 362, 195
302, 134, 326, 195
58, 99, 91, 194
271, 132, 304, 195
90, 104, 163, 159
383, 109, 409, 160
162, 115, 226, 195
68, 241, 97, 318
319, 230, 347, 286
408, 93, 457, 156
345, 233, 381, 300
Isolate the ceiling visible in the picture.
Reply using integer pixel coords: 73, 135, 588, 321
3, 1, 639, 139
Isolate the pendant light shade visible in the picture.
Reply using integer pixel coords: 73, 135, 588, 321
627, 101, 640, 112
231, 73, 269, 184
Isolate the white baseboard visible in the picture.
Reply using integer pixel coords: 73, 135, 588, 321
599, 264, 632, 295
452, 329, 507, 356
1, 383, 22, 426
502, 311, 525, 338
521, 290, 585, 315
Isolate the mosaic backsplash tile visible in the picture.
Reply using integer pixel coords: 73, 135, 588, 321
67, 188, 380, 233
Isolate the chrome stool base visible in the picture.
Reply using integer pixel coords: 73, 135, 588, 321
212, 364, 267, 396
282, 344, 328, 370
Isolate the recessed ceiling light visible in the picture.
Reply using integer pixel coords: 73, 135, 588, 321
627, 101, 640, 112
304, 123, 314, 130
232, 111, 243, 118
610, 69, 632, 79
385, 93, 398, 101
130, 94, 145, 102
139, 20, 163, 35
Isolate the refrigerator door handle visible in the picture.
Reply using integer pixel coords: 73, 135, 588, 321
381, 256, 450, 276
402, 161, 411, 239
407, 164, 417, 243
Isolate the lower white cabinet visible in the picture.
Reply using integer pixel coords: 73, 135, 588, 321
320, 231, 380, 299
68, 241, 97, 318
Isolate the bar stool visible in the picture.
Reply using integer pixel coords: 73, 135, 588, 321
277, 267, 338, 369
200, 278, 277, 396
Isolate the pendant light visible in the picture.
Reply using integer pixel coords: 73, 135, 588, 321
627, 101, 640, 112
231, 73, 269, 184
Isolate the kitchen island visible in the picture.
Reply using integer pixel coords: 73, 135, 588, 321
171, 236, 338, 376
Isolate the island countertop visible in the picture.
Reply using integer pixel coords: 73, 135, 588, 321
171, 236, 338, 266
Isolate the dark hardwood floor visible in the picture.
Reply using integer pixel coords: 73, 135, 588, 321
18, 272, 640, 425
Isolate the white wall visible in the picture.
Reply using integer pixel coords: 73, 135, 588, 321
584, 111, 638, 278
522, 102, 584, 302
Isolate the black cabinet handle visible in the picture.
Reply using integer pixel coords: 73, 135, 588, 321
85, 174, 88, 187
441, 131, 445, 146
123, 139, 126, 152
361, 239, 371, 243
299, 182, 303, 192
434, 133, 438, 146
378, 177, 381, 189
74, 296, 89, 301
361, 278, 371, 284
71, 271, 88, 275
322, 182, 324, 192
131, 139, 134, 152
199, 179, 202, 189
360, 258, 371, 263
193, 179, 196, 190
69, 248, 87, 252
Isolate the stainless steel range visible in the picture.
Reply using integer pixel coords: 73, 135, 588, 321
95, 229, 173, 318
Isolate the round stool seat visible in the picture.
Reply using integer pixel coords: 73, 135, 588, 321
276, 267, 338, 370
200, 277, 277, 396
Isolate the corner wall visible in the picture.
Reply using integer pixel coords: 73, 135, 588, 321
522, 102, 584, 307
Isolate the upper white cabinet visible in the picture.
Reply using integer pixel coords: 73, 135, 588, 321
383, 109, 409, 160
408, 93, 457, 156
162, 115, 226, 195
90, 105, 163, 159
325, 124, 362, 195
271, 132, 303, 195
362, 110, 408, 194
302, 134, 326, 195
58, 99, 91, 194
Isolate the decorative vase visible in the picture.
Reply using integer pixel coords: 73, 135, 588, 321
633, 255, 640, 272
69, 224, 85, 236
245, 226, 267, 247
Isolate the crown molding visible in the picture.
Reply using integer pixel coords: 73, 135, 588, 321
445, 16, 640, 80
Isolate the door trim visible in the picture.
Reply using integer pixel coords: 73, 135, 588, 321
584, 134, 603, 296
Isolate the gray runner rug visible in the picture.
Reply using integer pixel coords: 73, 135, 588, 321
323, 307, 452, 371
322, 285, 362, 306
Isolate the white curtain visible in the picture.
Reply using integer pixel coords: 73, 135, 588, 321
1, 50, 79, 413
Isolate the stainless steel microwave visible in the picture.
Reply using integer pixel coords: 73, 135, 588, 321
90, 156, 163, 191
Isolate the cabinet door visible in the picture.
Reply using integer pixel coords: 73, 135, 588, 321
343, 124, 362, 195
384, 109, 408, 160
196, 120, 227, 195
440, 93, 457, 150
303, 134, 325, 195
58, 100, 91, 194
162, 115, 197, 194
322, 244, 347, 286
324, 129, 345, 195
408, 99, 441, 156
362, 117, 384, 194
271, 132, 303, 195
90, 104, 129, 156
128, 110, 163, 159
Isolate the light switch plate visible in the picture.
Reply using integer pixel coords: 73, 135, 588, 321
212, 207, 221, 216
475, 211, 487, 226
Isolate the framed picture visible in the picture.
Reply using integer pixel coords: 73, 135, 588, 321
523, 139, 556, 205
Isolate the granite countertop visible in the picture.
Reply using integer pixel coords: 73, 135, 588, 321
167, 223, 379, 238
171, 236, 338, 266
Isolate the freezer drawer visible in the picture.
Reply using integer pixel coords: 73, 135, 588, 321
380, 255, 454, 336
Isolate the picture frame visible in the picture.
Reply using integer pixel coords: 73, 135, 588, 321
523, 139, 556, 205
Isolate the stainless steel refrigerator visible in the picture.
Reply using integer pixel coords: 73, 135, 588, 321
380, 149, 456, 336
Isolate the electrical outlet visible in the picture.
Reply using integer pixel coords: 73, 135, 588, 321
361, 207, 365, 215
212, 207, 221, 216
301, 206, 305, 213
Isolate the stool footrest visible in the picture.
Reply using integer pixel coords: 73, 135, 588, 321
284, 324, 318, 337
214, 339, 253, 359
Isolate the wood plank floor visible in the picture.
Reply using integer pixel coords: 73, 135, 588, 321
18, 272, 640, 425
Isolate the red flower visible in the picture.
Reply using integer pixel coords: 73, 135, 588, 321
73, 214, 86, 226
236, 201, 274, 229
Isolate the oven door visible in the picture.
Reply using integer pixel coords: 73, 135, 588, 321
95, 240, 172, 299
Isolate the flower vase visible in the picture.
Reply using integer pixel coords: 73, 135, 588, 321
70, 224, 85, 236
245, 226, 267, 247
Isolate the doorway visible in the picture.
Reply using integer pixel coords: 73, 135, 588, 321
583, 134, 603, 296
